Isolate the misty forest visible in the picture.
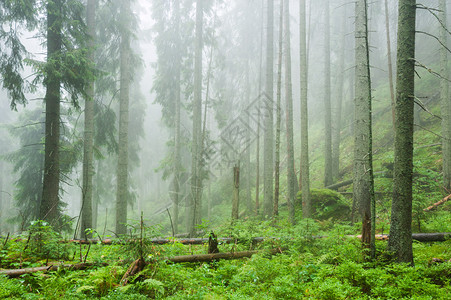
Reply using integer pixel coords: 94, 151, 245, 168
0, 0, 451, 299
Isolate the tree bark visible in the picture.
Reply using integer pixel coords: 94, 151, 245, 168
0, 162, 3, 233
274, 0, 283, 218
299, 0, 311, 218
116, 0, 131, 235
388, 0, 416, 264
172, 0, 182, 235
244, 64, 252, 216
439, 0, 451, 194
384, 0, 396, 129
332, 10, 346, 182
232, 163, 240, 220
263, 0, 274, 218
354, 0, 375, 257
40, 0, 62, 226
323, 0, 333, 188
284, 0, 298, 224
189, 0, 204, 236
255, 0, 265, 216
81, 0, 96, 240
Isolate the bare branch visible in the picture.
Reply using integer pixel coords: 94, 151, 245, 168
411, 95, 442, 120
416, 30, 451, 54
413, 58, 451, 82
416, 4, 451, 35
414, 123, 445, 140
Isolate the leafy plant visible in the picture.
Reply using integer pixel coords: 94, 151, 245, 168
23, 220, 73, 261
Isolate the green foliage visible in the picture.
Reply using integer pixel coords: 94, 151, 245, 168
0, 0, 96, 109
24, 220, 73, 261
4, 107, 83, 230
0, 217, 450, 299
297, 188, 351, 221
4, 109, 44, 227
0, 274, 27, 298
119, 218, 163, 261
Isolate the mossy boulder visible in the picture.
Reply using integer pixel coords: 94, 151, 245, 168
297, 188, 351, 220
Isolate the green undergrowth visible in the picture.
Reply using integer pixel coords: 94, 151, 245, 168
1, 219, 451, 299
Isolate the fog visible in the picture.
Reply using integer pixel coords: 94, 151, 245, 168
0, 0, 444, 236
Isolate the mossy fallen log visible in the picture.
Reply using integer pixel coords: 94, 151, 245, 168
166, 248, 284, 263
0, 262, 106, 278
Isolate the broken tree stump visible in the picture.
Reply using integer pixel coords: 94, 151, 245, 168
208, 232, 219, 254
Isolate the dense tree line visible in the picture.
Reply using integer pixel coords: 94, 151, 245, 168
0, 0, 448, 265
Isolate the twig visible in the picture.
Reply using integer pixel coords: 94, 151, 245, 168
412, 95, 442, 120
416, 4, 451, 35
416, 30, 451, 55
166, 208, 175, 237
102, 208, 108, 238
83, 243, 91, 263
414, 123, 445, 140
2, 233, 10, 248
413, 58, 451, 82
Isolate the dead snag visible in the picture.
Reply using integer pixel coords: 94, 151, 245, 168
208, 232, 219, 254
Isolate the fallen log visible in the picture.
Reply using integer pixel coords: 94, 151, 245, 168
166, 248, 284, 263
0, 249, 283, 277
348, 233, 451, 242
0, 262, 106, 278
325, 179, 353, 191
68, 232, 451, 245
325, 171, 389, 190
411, 232, 451, 242
424, 193, 451, 211
68, 237, 266, 245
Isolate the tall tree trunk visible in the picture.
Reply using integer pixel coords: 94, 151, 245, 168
263, 0, 274, 218
388, 0, 416, 264
116, 0, 131, 235
189, 0, 203, 236
440, 0, 451, 193
284, 0, 298, 224
323, 0, 333, 187
92, 160, 99, 230
81, 0, 96, 240
332, 11, 346, 183
384, 0, 396, 129
0, 162, 3, 233
41, 0, 62, 225
274, 0, 283, 218
299, 0, 311, 218
172, 0, 182, 234
354, 0, 375, 257
244, 64, 252, 215
207, 183, 211, 220
232, 163, 240, 220
200, 47, 213, 224
255, 0, 265, 216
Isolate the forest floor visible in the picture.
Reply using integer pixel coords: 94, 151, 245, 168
1, 217, 451, 299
